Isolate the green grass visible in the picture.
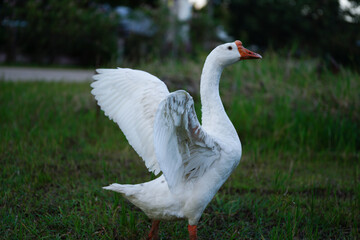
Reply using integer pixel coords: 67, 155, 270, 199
1, 55, 359, 239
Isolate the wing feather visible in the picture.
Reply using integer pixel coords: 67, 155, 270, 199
91, 68, 170, 174
154, 90, 221, 193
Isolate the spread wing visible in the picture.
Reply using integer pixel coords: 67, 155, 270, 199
154, 90, 221, 193
91, 68, 170, 174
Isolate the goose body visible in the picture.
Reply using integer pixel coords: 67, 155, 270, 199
91, 40, 261, 239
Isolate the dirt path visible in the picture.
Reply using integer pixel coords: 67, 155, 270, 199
0, 66, 94, 82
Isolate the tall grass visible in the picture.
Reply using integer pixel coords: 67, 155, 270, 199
0, 53, 359, 239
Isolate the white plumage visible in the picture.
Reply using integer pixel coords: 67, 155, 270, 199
92, 68, 168, 174
91, 40, 261, 239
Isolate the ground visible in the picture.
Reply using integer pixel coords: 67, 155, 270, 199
1, 57, 359, 239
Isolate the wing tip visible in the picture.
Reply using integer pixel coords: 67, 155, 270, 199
92, 68, 129, 82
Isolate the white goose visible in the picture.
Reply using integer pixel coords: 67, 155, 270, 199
91, 40, 261, 240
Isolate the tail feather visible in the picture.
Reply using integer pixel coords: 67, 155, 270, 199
103, 183, 140, 196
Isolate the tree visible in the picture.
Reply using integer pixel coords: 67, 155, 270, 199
0, 0, 119, 66
226, 0, 360, 67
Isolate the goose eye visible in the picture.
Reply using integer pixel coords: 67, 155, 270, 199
228, 46, 232, 50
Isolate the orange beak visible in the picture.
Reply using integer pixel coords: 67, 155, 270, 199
235, 40, 262, 60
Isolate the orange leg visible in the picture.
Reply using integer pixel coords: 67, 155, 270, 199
147, 220, 160, 240
188, 224, 197, 240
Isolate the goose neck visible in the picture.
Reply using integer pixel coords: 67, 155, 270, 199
200, 53, 224, 97
200, 55, 231, 134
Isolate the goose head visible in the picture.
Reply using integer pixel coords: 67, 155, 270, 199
213, 40, 262, 67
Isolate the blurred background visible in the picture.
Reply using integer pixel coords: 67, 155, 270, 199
1, 0, 360, 69
1, 1, 360, 239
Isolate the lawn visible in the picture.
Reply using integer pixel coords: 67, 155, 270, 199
1, 55, 359, 239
